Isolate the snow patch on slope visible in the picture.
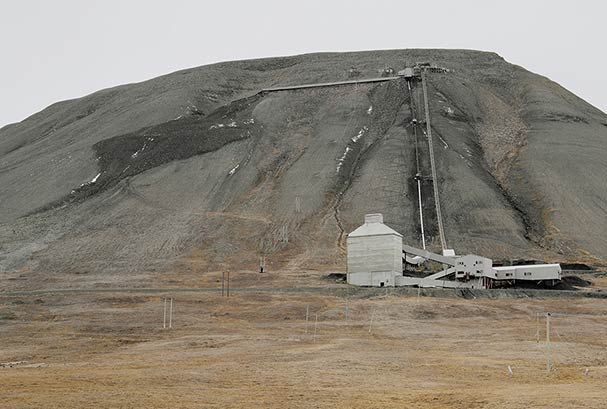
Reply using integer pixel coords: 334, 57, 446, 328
336, 147, 352, 173
351, 126, 368, 143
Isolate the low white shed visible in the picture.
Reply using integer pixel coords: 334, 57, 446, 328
346, 213, 403, 287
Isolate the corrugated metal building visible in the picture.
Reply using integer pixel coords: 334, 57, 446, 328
493, 264, 562, 281
346, 214, 402, 287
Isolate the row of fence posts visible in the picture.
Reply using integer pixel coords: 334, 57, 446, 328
160, 282, 579, 376
304, 301, 356, 343
161, 271, 232, 328
302, 304, 568, 375
304, 305, 319, 342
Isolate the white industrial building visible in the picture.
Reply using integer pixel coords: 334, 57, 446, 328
346, 213, 561, 289
346, 214, 402, 287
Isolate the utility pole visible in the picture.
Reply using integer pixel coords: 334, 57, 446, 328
305, 305, 309, 334
169, 298, 173, 329
536, 313, 540, 343
546, 312, 552, 373
163, 298, 167, 329
221, 271, 230, 297
162, 297, 173, 329
345, 298, 349, 321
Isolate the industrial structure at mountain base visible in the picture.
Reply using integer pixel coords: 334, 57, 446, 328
346, 214, 562, 289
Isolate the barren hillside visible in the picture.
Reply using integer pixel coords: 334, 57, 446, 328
1, 49, 607, 288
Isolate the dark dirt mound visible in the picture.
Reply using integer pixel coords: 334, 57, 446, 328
507, 275, 592, 291
46, 95, 263, 210
325, 273, 347, 282
560, 263, 594, 271
561, 275, 592, 287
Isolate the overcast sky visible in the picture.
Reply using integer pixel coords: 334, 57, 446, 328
1, 0, 605, 127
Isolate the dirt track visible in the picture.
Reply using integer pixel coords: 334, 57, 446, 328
2, 279, 607, 408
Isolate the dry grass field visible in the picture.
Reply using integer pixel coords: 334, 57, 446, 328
3, 48, 607, 409
1, 271, 607, 408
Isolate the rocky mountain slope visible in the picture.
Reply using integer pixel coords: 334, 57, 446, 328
1, 49, 606, 288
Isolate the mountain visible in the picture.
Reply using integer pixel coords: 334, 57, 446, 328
1, 49, 606, 288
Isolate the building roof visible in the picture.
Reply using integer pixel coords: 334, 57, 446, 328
348, 213, 403, 238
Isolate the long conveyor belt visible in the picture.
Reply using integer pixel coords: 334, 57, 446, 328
421, 71, 447, 251
407, 80, 427, 250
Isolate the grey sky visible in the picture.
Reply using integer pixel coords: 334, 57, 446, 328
1, 0, 605, 127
